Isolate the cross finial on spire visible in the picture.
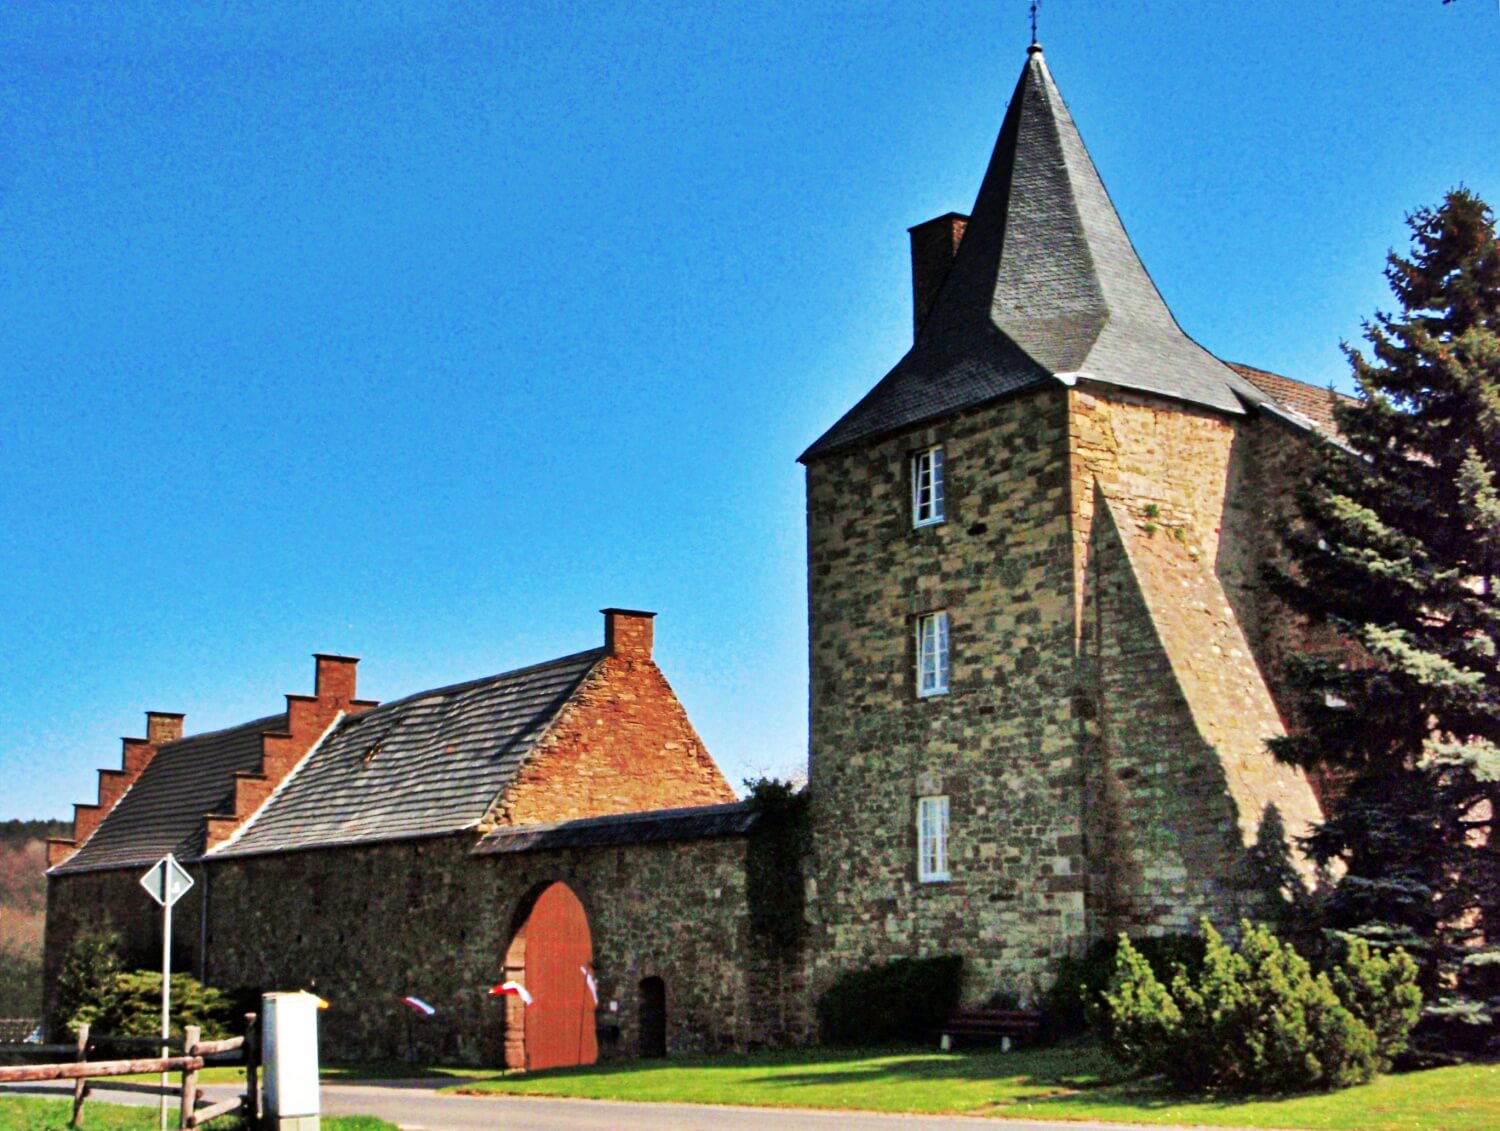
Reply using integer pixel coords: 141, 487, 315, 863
1029, 0, 1039, 47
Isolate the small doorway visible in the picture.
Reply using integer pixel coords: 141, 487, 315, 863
638, 976, 666, 1058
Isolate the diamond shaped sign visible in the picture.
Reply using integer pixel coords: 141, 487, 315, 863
139, 854, 194, 908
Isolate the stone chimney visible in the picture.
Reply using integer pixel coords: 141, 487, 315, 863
602, 608, 655, 659
908, 211, 968, 337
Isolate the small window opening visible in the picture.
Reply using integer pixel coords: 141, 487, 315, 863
916, 611, 950, 697
917, 795, 950, 882
912, 445, 946, 527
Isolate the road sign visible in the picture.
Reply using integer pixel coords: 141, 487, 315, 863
138, 855, 193, 907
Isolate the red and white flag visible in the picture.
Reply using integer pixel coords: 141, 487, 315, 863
400, 996, 436, 1017
581, 966, 598, 1005
489, 980, 534, 1006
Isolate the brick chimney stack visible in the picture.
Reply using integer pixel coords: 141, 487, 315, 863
908, 212, 968, 337
602, 608, 655, 659
146, 711, 185, 746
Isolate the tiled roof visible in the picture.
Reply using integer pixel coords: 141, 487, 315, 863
1227, 362, 1352, 437
52, 715, 285, 874
472, 802, 758, 855
802, 47, 1261, 461
212, 650, 603, 858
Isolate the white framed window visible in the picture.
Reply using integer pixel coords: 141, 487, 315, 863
917, 795, 950, 882
912, 445, 945, 527
916, 611, 949, 697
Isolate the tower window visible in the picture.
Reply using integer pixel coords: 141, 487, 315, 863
917, 795, 950, 882
912, 445, 945, 527
916, 611, 950, 697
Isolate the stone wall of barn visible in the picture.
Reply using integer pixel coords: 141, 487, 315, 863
43, 863, 209, 1031
199, 832, 806, 1063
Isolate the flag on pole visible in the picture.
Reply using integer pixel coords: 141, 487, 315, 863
581, 966, 598, 1005
400, 996, 436, 1017
489, 981, 534, 1005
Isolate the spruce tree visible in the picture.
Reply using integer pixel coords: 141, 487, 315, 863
1272, 189, 1500, 1043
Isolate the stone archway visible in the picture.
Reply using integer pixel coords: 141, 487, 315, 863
502, 882, 598, 1071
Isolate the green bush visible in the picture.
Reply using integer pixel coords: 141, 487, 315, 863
1101, 919, 1421, 1093
68, 969, 232, 1041
55, 926, 124, 1028
817, 956, 962, 1045
1046, 932, 1204, 1036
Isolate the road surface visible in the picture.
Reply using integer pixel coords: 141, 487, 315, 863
3, 1077, 1272, 1131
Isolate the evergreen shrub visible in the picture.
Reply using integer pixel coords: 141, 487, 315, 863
1102, 920, 1420, 1093
68, 970, 233, 1041
816, 955, 962, 1045
58, 925, 232, 1040
1045, 932, 1203, 1036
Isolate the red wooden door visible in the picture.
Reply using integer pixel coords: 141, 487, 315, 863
522, 883, 598, 1070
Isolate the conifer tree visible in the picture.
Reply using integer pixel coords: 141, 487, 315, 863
1272, 189, 1500, 1038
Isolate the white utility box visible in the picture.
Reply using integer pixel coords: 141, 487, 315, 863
262, 992, 321, 1130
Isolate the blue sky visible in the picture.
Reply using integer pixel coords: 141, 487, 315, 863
3, 2, 1497, 820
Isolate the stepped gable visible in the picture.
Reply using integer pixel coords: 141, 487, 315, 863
49, 714, 285, 873
802, 45, 1265, 462
212, 649, 604, 856
49, 654, 375, 873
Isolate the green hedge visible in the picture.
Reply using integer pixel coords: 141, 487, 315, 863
817, 956, 962, 1045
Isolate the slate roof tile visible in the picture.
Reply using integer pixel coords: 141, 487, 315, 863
211, 649, 603, 857
52, 715, 285, 874
472, 802, 758, 855
802, 46, 1251, 462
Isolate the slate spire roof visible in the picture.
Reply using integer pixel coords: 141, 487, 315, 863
801, 45, 1265, 461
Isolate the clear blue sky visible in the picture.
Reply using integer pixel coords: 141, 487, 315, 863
3, 2, 1497, 820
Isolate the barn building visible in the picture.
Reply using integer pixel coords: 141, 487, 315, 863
46, 43, 1342, 1064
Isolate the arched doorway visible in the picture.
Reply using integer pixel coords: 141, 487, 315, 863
502, 882, 598, 1071
638, 976, 666, 1058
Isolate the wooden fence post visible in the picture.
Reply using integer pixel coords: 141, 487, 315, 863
69, 1022, 89, 1130
243, 1013, 259, 1128
179, 1026, 200, 1129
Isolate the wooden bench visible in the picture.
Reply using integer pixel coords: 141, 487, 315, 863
937, 1008, 1044, 1050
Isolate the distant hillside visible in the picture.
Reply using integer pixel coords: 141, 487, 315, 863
1, 819, 68, 1016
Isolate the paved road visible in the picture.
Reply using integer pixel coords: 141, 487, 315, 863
4, 1077, 1266, 1131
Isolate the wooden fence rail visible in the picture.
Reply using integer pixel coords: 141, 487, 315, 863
0, 1014, 258, 1130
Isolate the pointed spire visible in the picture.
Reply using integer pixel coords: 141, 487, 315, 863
802, 47, 1261, 462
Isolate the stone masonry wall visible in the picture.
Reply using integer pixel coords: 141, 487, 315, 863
806, 385, 1086, 1004
490, 655, 735, 828
43, 864, 208, 1031
201, 832, 796, 1063
1069, 386, 1323, 931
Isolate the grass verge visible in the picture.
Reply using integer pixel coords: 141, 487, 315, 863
0, 1094, 397, 1130
450, 1041, 1500, 1130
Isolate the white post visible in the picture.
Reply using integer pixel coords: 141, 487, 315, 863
159, 895, 172, 1131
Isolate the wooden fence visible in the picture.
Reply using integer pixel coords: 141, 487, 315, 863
0, 1015, 259, 1129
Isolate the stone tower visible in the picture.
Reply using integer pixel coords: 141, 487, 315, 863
799, 45, 1323, 1000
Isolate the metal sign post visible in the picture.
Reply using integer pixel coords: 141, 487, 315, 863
139, 854, 193, 1131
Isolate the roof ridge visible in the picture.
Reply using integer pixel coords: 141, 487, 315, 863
157, 711, 287, 751
336, 647, 608, 722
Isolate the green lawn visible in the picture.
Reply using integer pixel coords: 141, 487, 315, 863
0, 1095, 396, 1130
451, 1042, 1500, 1130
